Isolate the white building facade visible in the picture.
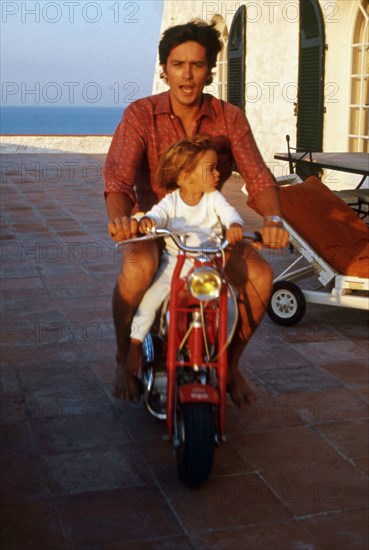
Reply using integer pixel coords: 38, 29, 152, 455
152, 0, 368, 189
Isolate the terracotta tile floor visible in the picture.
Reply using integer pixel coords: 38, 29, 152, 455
1, 154, 368, 549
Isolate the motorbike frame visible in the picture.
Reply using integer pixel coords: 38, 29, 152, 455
116, 228, 260, 450
166, 250, 229, 441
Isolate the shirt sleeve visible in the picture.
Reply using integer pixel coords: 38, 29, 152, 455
103, 103, 146, 204
213, 192, 244, 228
144, 194, 172, 227
226, 105, 277, 210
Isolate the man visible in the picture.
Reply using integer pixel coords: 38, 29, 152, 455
103, 20, 289, 409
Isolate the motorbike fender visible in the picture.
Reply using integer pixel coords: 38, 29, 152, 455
178, 384, 219, 405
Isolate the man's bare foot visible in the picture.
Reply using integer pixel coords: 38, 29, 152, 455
227, 368, 257, 410
113, 339, 143, 403
113, 364, 142, 403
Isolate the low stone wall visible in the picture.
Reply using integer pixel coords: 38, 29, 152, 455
0, 135, 112, 154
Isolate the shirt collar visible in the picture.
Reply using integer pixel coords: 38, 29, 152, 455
154, 91, 214, 120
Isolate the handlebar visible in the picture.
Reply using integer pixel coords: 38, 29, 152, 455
115, 227, 262, 254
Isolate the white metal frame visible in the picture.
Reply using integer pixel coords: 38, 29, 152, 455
275, 220, 369, 311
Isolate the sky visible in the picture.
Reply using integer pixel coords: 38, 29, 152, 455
1, 0, 164, 107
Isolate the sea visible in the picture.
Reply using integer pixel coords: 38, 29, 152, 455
0, 106, 125, 135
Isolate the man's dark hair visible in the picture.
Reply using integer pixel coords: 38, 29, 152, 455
158, 20, 222, 85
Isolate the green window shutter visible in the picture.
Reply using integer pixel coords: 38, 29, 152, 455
227, 5, 247, 110
297, 0, 325, 152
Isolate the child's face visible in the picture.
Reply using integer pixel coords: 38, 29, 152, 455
186, 149, 220, 193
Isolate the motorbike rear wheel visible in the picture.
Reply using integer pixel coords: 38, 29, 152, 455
176, 402, 216, 488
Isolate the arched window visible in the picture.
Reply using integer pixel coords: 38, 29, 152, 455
349, 0, 369, 152
205, 15, 228, 100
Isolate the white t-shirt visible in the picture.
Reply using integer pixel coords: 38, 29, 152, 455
145, 189, 244, 250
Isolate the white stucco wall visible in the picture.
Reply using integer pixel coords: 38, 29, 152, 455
238, 2, 299, 178
153, 0, 366, 188
321, 0, 354, 152
321, 0, 362, 188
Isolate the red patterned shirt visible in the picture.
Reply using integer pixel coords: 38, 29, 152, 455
103, 91, 276, 212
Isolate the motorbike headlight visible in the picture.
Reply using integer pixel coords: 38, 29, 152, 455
187, 267, 222, 301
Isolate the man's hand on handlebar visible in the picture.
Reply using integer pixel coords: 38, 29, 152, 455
259, 223, 289, 249
108, 216, 139, 243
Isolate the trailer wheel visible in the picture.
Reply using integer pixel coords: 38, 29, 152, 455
267, 281, 306, 326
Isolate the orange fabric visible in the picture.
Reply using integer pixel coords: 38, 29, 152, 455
279, 177, 369, 278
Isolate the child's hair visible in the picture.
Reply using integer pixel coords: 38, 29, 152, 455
156, 135, 217, 191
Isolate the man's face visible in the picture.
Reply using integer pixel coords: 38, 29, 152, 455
162, 41, 211, 111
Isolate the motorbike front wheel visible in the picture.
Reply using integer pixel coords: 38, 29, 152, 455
175, 402, 216, 488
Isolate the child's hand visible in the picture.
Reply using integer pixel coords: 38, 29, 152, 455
138, 216, 156, 234
226, 223, 243, 244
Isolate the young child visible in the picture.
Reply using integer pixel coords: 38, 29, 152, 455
115, 136, 245, 391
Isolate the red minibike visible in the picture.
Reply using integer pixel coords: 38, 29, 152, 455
117, 228, 260, 487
